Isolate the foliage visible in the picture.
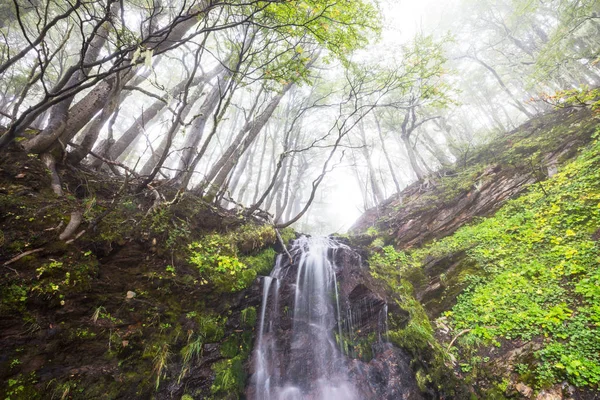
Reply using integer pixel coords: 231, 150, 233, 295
278, 227, 296, 246
210, 331, 253, 398
263, 0, 381, 61
210, 356, 246, 398
153, 344, 171, 390
367, 248, 458, 393
541, 86, 600, 114
240, 248, 276, 276
415, 133, 600, 388
189, 234, 256, 293
240, 306, 257, 328
189, 224, 277, 293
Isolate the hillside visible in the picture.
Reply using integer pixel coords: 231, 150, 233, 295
0, 151, 292, 399
352, 107, 600, 398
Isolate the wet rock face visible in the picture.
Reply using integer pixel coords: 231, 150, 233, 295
247, 238, 423, 400
349, 344, 422, 400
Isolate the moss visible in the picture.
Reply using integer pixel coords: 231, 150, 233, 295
241, 248, 276, 276
240, 306, 257, 328
210, 356, 246, 398
0, 283, 28, 314
415, 369, 431, 392
279, 227, 296, 245
368, 250, 465, 395
337, 331, 377, 361
189, 223, 279, 293
197, 314, 226, 342
377, 129, 600, 390
233, 223, 277, 253
0, 372, 40, 400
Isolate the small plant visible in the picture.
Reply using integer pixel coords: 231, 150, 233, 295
165, 265, 176, 276
189, 235, 256, 293
153, 343, 171, 390
178, 334, 203, 383
91, 306, 105, 323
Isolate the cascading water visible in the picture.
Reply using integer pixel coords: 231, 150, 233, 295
251, 236, 357, 400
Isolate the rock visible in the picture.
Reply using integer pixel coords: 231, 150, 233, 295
516, 382, 534, 397
126, 290, 136, 299
536, 386, 562, 400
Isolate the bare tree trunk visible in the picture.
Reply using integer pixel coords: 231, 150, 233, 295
472, 56, 534, 118
358, 120, 384, 203
402, 134, 426, 181
227, 142, 254, 198
420, 130, 453, 167
275, 153, 296, 223
97, 70, 218, 167
21, 3, 208, 154
264, 134, 279, 211
137, 46, 204, 192
139, 81, 209, 175
173, 68, 231, 179
252, 129, 270, 204
374, 112, 402, 194
201, 82, 294, 200
22, 2, 119, 154
350, 147, 371, 210
432, 117, 462, 161
67, 77, 124, 166
234, 139, 258, 204
284, 155, 308, 222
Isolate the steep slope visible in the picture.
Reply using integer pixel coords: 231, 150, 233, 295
352, 107, 600, 398
0, 150, 292, 399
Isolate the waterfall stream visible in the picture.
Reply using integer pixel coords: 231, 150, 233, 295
252, 236, 357, 400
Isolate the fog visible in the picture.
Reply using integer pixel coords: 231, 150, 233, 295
0, 0, 597, 234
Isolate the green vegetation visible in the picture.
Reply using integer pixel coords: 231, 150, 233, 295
211, 331, 253, 398
545, 86, 600, 114
371, 129, 600, 391
240, 306, 257, 328
189, 224, 278, 293
211, 356, 247, 398
368, 247, 461, 394
0, 159, 280, 399
241, 248, 277, 276
439, 133, 600, 388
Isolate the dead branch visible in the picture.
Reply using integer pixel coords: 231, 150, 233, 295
3, 247, 45, 267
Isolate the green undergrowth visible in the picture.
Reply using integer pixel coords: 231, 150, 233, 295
439, 132, 600, 389
371, 128, 600, 391
189, 224, 277, 293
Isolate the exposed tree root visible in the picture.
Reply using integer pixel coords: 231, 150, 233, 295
274, 226, 293, 265
41, 153, 64, 196
59, 211, 83, 241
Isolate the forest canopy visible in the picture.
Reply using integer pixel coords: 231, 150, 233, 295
0, 0, 598, 232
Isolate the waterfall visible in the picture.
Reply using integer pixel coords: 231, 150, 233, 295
251, 236, 357, 400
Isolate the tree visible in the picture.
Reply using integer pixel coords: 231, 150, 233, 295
379, 34, 454, 180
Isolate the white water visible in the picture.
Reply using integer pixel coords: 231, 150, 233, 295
252, 236, 357, 400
